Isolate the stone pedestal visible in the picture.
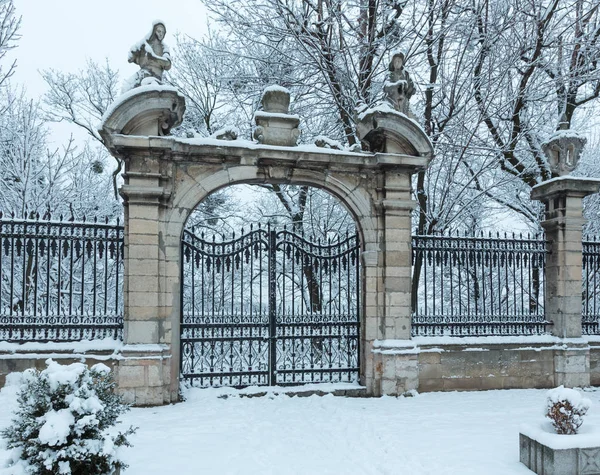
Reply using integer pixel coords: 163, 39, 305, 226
554, 343, 591, 388
114, 345, 173, 406
371, 340, 418, 395
520, 431, 600, 475
532, 177, 600, 387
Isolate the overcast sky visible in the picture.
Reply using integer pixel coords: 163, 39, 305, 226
9, 0, 208, 144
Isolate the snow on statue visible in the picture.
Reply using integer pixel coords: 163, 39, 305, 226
383, 51, 415, 118
126, 20, 171, 90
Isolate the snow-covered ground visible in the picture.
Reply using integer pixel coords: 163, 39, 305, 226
1, 379, 599, 475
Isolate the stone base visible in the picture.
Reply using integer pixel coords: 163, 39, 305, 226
554, 343, 590, 388
371, 340, 419, 396
115, 345, 176, 406
520, 433, 600, 475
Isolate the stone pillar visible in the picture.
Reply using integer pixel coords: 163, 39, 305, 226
370, 163, 421, 396
532, 178, 600, 387
100, 86, 185, 405
116, 164, 174, 405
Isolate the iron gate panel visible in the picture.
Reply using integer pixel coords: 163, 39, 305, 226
180, 226, 360, 387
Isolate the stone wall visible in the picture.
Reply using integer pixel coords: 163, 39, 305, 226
417, 342, 557, 392
0, 351, 118, 387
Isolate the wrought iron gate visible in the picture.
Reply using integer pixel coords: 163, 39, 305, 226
180, 225, 360, 387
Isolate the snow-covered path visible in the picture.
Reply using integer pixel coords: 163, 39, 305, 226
1, 381, 599, 474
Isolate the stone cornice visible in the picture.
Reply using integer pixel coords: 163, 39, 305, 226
105, 134, 430, 174
531, 176, 600, 201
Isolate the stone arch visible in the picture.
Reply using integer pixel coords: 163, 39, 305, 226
163, 165, 380, 389
101, 86, 432, 405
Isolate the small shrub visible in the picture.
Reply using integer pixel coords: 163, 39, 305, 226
1, 359, 136, 475
546, 386, 591, 435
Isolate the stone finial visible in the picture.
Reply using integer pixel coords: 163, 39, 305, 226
253, 86, 300, 146
541, 122, 587, 177
127, 20, 172, 89
383, 52, 415, 118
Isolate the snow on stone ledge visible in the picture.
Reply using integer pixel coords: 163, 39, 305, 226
521, 421, 600, 450
531, 175, 600, 191
413, 335, 584, 346
179, 136, 368, 155
0, 338, 123, 355
253, 110, 300, 121
372, 339, 418, 355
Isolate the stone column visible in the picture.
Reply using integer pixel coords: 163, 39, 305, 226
116, 162, 174, 406
100, 87, 185, 405
370, 164, 421, 396
532, 178, 600, 387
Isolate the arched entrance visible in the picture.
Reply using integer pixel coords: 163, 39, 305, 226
100, 85, 432, 405
180, 186, 361, 386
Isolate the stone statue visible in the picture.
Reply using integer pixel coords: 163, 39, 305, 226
127, 21, 171, 89
383, 52, 415, 117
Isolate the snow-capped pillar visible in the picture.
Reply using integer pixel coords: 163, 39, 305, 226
356, 102, 433, 395
100, 85, 185, 405
531, 129, 600, 387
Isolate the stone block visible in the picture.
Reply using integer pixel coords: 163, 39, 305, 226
418, 363, 442, 380
128, 218, 159, 235
480, 376, 504, 390
134, 386, 167, 406
555, 371, 590, 388
380, 378, 397, 395
520, 432, 600, 475
126, 305, 159, 320
128, 291, 159, 308
442, 377, 480, 391
364, 315, 381, 340
418, 378, 443, 392
118, 389, 136, 405
128, 205, 160, 221
385, 252, 412, 268
418, 351, 441, 365
128, 245, 159, 260
125, 320, 159, 344
117, 365, 145, 388
385, 289, 411, 307
554, 352, 589, 374
383, 357, 396, 380
148, 364, 164, 387
128, 275, 160, 293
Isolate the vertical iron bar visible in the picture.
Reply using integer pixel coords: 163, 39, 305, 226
268, 228, 277, 385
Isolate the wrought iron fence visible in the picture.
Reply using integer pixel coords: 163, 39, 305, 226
181, 225, 360, 387
583, 237, 600, 335
0, 213, 124, 342
412, 232, 550, 337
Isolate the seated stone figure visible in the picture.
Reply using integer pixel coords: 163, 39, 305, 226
127, 21, 171, 89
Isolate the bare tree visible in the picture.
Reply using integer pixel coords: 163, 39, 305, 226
0, 0, 19, 91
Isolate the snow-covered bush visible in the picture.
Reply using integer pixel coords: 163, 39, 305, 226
545, 386, 591, 435
1, 359, 136, 474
